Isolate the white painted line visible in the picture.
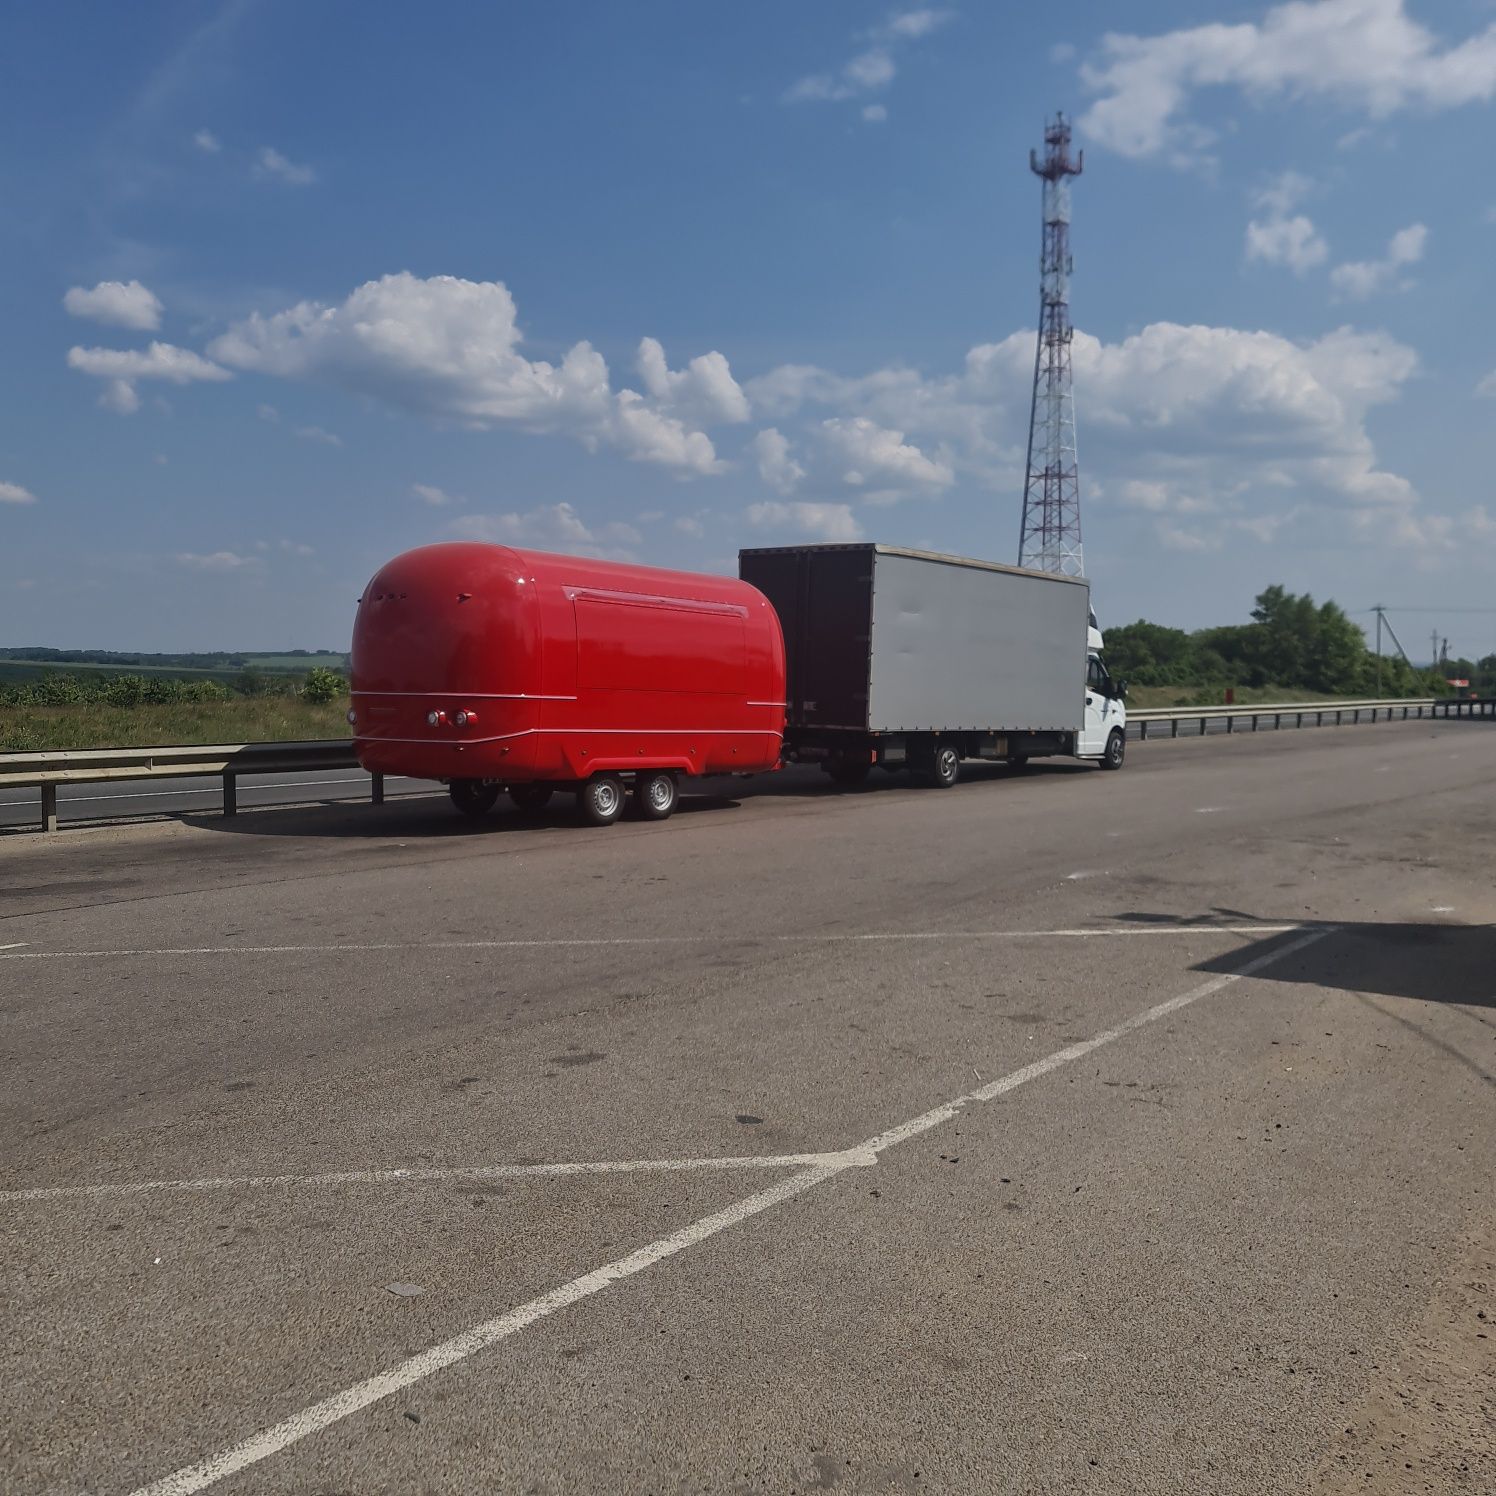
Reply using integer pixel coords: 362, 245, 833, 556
0, 942, 27, 951
124, 925, 1330, 1496
0, 925, 1305, 961
127, 1163, 842, 1496
1, 1149, 876, 1204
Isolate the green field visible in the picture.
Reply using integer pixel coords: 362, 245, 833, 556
0, 652, 348, 686
0, 698, 352, 752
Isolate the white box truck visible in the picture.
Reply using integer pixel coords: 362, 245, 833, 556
738, 543, 1127, 787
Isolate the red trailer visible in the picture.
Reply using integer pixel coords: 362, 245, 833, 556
350, 543, 786, 824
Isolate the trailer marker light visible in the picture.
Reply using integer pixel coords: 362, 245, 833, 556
454, 710, 478, 727
426, 710, 447, 727
346, 709, 357, 726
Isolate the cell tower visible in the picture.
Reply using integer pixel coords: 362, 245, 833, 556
1018, 113, 1084, 576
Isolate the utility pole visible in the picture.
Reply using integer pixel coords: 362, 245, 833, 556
1018, 113, 1084, 576
1373, 605, 1384, 698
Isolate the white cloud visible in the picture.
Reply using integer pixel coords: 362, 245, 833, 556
1330, 221, 1427, 298
174, 550, 256, 571
753, 427, 806, 494
451, 502, 641, 559
1244, 213, 1329, 274
279, 539, 315, 557
63, 279, 163, 331
784, 9, 950, 106
862, 103, 889, 123
1252, 169, 1313, 217
254, 146, 316, 186
68, 340, 230, 413
257, 403, 279, 422
193, 128, 221, 154
412, 483, 457, 506
1, 480, 38, 505
745, 501, 864, 542
210, 272, 726, 476
1078, 0, 1496, 163
636, 337, 750, 424
673, 513, 707, 539
295, 424, 342, 446
821, 415, 954, 490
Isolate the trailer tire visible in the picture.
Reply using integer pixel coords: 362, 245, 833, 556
579, 773, 626, 826
1006, 754, 1030, 772
1101, 729, 1126, 770
509, 784, 554, 812
449, 779, 500, 818
634, 770, 677, 821
825, 753, 871, 788
919, 742, 961, 789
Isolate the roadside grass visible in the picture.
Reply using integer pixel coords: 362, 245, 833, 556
0, 699, 351, 752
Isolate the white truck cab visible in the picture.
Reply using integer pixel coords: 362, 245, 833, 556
1079, 607, 1128, 768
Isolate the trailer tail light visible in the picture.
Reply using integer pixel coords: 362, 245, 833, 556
426, 709, 447, 727
454, 710, 478, 727
346, 709, 357, 726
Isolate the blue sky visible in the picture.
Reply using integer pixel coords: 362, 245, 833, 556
4, 0, 1496, 656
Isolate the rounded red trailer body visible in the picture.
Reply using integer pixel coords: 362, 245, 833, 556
350, 543, 786, 787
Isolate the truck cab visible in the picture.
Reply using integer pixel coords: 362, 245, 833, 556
1081, 651, 1127, 766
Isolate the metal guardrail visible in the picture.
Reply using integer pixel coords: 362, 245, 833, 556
1129, 697, 1494, 739
2, 698, 1490, 832
0, 740, 369, 833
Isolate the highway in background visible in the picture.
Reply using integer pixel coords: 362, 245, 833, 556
3, 721, 1493, 1495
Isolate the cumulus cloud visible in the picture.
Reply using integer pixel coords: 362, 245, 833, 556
1330, 221, 1427, 298
209, 272, 728, 476
254, 146, 316, 185
636, 337, 750, 424
784, 8, 951, 111
822, 415, 954, 490
451, 502, 642, 559
753, 427, 806, 494
747, 319, 1426, 548
63, 279, 164, 331
193, 128, 221, 153
295, 424, 342, 446
1078, 0, 1496, 163
746, 501, 864, 542
1, 480, 38, 505
174, 550, 257, 571
68, 340, 231, 413
1245, 214, 1329, 274
412, 483, 457, 506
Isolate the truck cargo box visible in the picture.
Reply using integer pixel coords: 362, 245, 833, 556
737, 544, 1088, 735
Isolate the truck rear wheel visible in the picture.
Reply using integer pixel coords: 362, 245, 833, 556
509, 784, 554, 812
917, 743, 961, 789
579, 773, 626, 826
1101, 729, 1126, 770
634, 770, 677, 821
825, 753, 871, 788
449, 779, 500, 818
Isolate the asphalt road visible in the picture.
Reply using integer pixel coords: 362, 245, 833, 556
2, 721, 1493, 1495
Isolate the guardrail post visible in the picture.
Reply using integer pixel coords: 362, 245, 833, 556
1171, 718, 1178, 739
1251, 714, 1258, 732
1275, 713, 1281, 729
371, 772, 385, 806
1226, 714, 1234, 734
41, 784, 58, 833
223, 771, 237, 817
1353, 708, 1360, 724
1140, 721, 1149, 741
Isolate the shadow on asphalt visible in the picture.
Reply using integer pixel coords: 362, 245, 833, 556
182, 759, 1097, 839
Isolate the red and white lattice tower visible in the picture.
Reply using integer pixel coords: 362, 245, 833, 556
1018, 113, 1084, 576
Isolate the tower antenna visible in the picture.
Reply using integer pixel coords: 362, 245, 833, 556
1018, 113, 1085, 576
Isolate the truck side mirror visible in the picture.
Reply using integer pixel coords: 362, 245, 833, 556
1112, 679, 1128, 700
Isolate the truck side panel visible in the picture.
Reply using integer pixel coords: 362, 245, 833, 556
868, 551, 1085, 733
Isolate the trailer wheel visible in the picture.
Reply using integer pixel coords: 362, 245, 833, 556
579, 773, 626, 826
634, 770, 677, 821
825, 753, 871, 788
449, 779, 500, 818
510, 784, 554, 812
919, 743, 961, 789
1006, 754, 1030, 772
1101, 729, 1126, 771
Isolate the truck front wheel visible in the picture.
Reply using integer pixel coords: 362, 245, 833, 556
579, 773, 626, 826
449, 779, 500, 817
1101, 729, 1126, 770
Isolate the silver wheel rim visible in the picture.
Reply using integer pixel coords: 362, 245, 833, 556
648, 777, 672, 810
593, 782, 619, 815
939, 749, 957, 778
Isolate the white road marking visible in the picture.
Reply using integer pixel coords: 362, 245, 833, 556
1063, 870, 1107, 881
0, 925, 1305, 960
124, 925, 1329, 1496
0, 942, 27, 951
1194, 806, 1224, 814
1, 1149, 876, 1203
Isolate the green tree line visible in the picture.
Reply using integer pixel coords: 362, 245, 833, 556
0, 666, 346, 709
1105, 586, 1458, 698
